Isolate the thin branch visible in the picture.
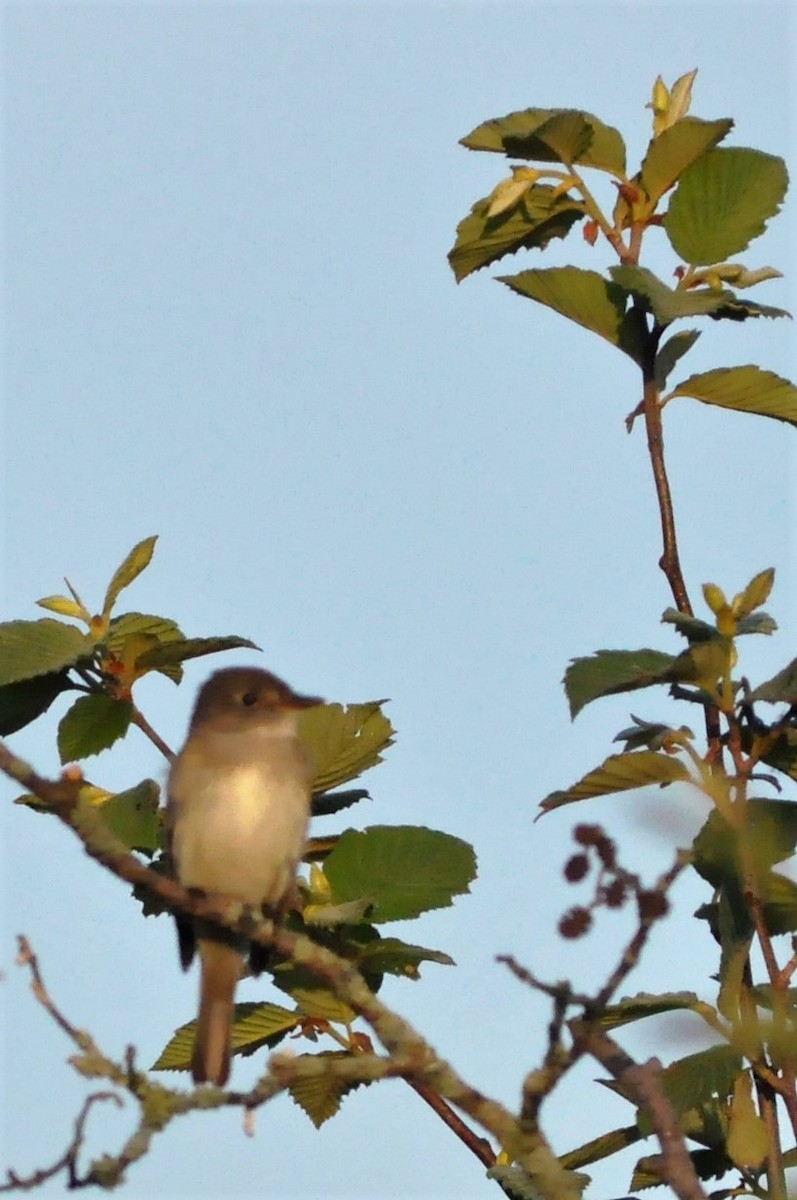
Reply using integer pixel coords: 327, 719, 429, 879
130, 706, 174, 761
591, 853, 687, 1012
641, 370, 692, 615
571, 1024, 707, 1200
0, 1093, 122, 1193
408, 1081, 496, 1169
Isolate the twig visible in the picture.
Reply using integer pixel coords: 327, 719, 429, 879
130, 706, 174, 761
570, 1024, 707, 1200
0, 1093, 122, 1193
408, 1081, 496, 1168
592, 852, 687, 1011
641, 371, 692, 615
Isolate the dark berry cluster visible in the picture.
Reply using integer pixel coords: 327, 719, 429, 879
558, 823, 670, 939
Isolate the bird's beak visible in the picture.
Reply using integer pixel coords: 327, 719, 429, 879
285, 692, 325, 710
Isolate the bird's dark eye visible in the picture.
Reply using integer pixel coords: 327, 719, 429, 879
241, 691, 258, 707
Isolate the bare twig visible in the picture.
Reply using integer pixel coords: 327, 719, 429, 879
571, 1024, 707, 1200
130, 706, 174, 761
641, 371, 692, 615
0, 1093, 122, 1193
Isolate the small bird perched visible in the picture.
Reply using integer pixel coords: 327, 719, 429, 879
167, 666, 323, 1086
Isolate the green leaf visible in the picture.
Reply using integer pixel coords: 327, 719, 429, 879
540, 750, 691, 814
104, 612, 184, 652
323, 826, 477, 923
288, 1051, 368, 1128
762, 729, 797, 781
694, 806, 797, 940
631, 1147, 731, 1191
558, 1125, 641, 1172
299, 702, 395, 793
688, 1147, 736, 1182
694, 800, 797, 888
448, 187, 584, 282
102, 536, 158, 617
609, 265, 773, 326
291, 989, 357, 1024
596, 991, 710, 1031
0, 671, 74, 735
135, 635, 259, 675
231, 1001, 303, 1055
100, 779, 161, 855
717, 886, 753, 1021
564, 649, 678, 718
667, 366, 797, 428
0, 619, 95, 687
639, 117, 733, 207
654, 329, 700, 388
311, 788, 370, 817
57, 694, 133, 763
665, 147, 789, 264
761, 872, 797, 935
356, 936, 455, 979
735, 612, 776, 636
460, 107, 626, 175
103, 612, 186, 681
661, 608, 718, 643
497, 267, 645, 364
751, 657, 797, 704
662, 1044, 742, 1116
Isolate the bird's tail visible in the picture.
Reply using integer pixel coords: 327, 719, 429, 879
192, 939, 242, 1085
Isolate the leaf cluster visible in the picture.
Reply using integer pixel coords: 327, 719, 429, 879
449, 75, 794, 427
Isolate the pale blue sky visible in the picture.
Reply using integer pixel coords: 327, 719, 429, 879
2, 3, 795, 1198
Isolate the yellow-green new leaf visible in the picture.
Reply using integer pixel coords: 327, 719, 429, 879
667, 366, 797, 427
498, 267, 645, 364
300, 702, 395, 794
101, 779, 161, 855
36, 595, 89, 621
727, 1073, 768, 1169
733, 568, 774, 618
102, 536, 158, 618
540, 751, 691, 814
0, 619, 95, 687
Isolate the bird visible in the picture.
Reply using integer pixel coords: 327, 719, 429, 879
166, 666, 323, 1085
